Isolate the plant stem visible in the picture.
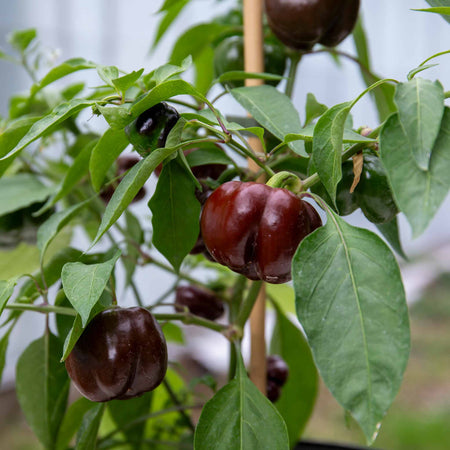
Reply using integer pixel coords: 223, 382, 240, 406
229, 139, 275, 177
163, 379, 195, 432
235, 281, 263, 330
152, 312, 228, 333
285, 52, 301, 98
5, 303, 77, 316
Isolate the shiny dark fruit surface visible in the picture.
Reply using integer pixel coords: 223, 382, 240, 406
175, 285, 225, 321
264, 0, 360, 51
65, 307, 167, 402
200, 181, 322, 284
267, 354, 289, 386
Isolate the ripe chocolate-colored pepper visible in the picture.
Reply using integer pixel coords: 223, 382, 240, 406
200, 181, 322, 284
264, 0, 360, 51
125, 102, 179, 157
65, 307, 167, 402
267, 355, 289, 386
175, 285, 225, 321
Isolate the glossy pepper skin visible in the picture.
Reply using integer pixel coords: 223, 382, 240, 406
213, 36, 287, 89
125, 102, 180, 157
200, 181, 322, 284
264, 0, 360, 51
65, 307, 167, 402
267, 355, 289, 386
311, 161, 358, 216
175, 285, 225, 321
355, 153, 399, 224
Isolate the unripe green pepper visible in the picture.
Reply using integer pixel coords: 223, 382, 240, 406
213, 36, 287, 89
355, 153, 398, 224
264, 0, 360, 51
311, 161, 358, 216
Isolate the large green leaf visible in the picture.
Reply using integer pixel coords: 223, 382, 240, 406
375, 217, 407, 260
231, 85, 306, 157
91, 143, 184, 246
380, 109, 450, 237
89, 127, 129, 192
0, 116, 40, 158
16, 334, 70, 449
0, 99, 95, 161
292, 209, 410, 444
194, 350, 289, 450
37, 200, 89, 264
75, 403, 105, 449
312, 102, 352, 203
270, 304, 318, 446
149, 159, 200, 272
394, 78, 444, 170
0, 173, 53, 216
109, 392, 152, 449
61, 251, 120, 326
56, 397, 97, 450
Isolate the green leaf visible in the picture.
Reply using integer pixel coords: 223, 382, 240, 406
194, 350, 289, 449
352, 17, 397, 121
149, 159, 201, 272
425, 0, 450, 23
231, 85, 307, 157
270, 304, 318, 445
312, 102, 352, 203
91, 143, 182, 246
407, 63, 439, 80
0, 173, 53, 216
185, 144, 234, 167
112, 68, 144, 95
194, 45, 215, 95
61, 251, 120, 326
7, 28, 36, 53
75, 403, 105, 449
150, 57, 192, 85
0, 323, 14, 386
16, 334, 70, 449
131, 79, 208, 118
97, 65, 120, 87
47, 139, 97, 208
37, 200, 90, 265
89, 127, 129, 192
96, 104, 132, 129
56, 397, 97, 450
161, 322, 185, 344
380, 109, 450, 237
0, 278, 17, 316
414, 6, 450, 15
0, 99, 95, 161
292, 209, 410, 444
304, 93, 327, 126
32, 58, 96, 94
375, 217, 407, 260
153, 0, 190, 48
0, 116, 39, 158
394, 78, 444, 170
109, 392, 152, 449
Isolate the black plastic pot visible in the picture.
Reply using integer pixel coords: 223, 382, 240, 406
295, 440, 371, 450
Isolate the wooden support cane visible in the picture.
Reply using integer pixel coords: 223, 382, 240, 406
243, 0, 267, 395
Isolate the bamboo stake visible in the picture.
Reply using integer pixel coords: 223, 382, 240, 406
243, 0, 267, 395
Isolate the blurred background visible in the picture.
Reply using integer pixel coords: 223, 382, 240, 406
1, 0, 450, 448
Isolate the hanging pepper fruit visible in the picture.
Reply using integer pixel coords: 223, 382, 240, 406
266, 355, 289, 403
311, 160, 358, 216
264, 0, 360, 51
125, 102, 180, 157
355, 152, 399, 224
200, 181, 322, 284
213, 36, 287, 89
175, 285, 225, 321
65, 307, 167, 402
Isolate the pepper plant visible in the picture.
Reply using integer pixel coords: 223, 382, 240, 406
0, 1, 450, 449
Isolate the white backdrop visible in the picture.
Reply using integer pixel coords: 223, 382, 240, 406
1, 0, 450, 384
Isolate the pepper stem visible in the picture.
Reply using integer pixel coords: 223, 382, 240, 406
266, 171, 303, 194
